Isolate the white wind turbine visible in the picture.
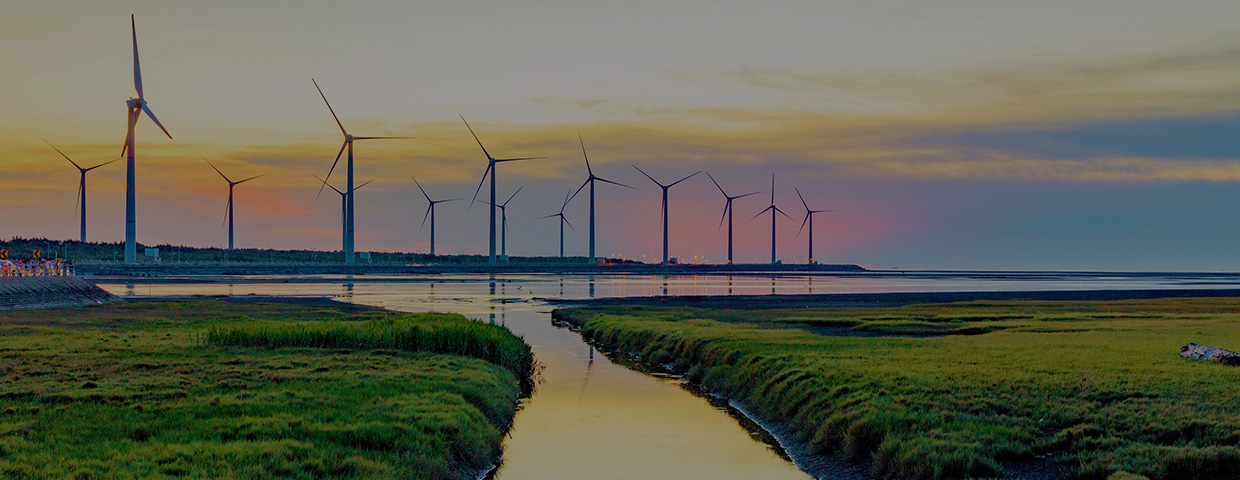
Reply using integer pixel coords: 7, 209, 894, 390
312, 78, 413, 265
45, 139, 120, 243
121, 14, 173, 263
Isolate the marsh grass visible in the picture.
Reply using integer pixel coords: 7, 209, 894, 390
0, 300, 533, 479
556, 298, 1240, 480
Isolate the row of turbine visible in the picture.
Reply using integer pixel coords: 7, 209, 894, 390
65, 14, 832, 264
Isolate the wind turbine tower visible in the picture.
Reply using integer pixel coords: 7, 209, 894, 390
122, 14, 173, 264
750, 174, 794, 264
482, 186, 523, 261
413, 177, 462, 257
705, 171, 759, 265
205, 159, 268, 251
796, 187, 834, 265
45, 140, 119, 243
632, 165, 700, 265
462, 115, 543, 265
314, 175, 374, 253
569, 133, 633, 265
540, 191, 575, 258
312, 79, 413, 265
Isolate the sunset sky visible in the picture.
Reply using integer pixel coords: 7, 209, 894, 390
2, 0, 1238, 270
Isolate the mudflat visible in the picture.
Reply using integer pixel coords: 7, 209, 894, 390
555, 296, 1240, 479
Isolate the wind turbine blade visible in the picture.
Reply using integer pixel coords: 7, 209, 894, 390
775, 206, 795, 221
420, 206, 431, 231
770, 173, 775, 203
441, 197, 464, 203
312, 174, 343, 195
660, 196, 667, 226
595, 176, 635, 189
223, 196, 231, 227
235, 172, 269, 184
795, 187, 810, 211
495, 157, 544, 163
459, 114, 493, 160
504, 185, 523, 206
411, 176, 432, 202
352, 136, 414, 140
568, 179, 590, 205
748, 206, 774, 222
717, 202, 729, 233
668, 170, 702, 187
44, 139, 85, 171
141, 104, 172, 139
798, 213, 810, 237
562, 190, 573, 210
631, 164, 662, 187
468, 163, 492, 211
203, 158, 229, 182
563, 216, 575, 233
578, 132, 593, 175
539, 213, 560, 220
74, 181, 82, 223
356, 178, 377, 191
705, 171, 727, 196
312, 78, 347, 136
131, 15, 143, 99
85, 158, 123, 171
317, 140, 349, 199
120, 134, 129, 158
735, 191, 761, 200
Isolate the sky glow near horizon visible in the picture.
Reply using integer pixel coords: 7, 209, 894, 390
1, 1, 1239, 270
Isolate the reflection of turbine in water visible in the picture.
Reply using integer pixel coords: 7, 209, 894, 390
588, 275, 595, 298
577, 344, 596, 412
488, 275, 496, 324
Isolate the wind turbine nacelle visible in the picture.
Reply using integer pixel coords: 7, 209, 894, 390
126, 98, 142, 108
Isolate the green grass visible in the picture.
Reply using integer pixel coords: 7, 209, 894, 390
0, 300, 535, 479
555, 298, 1240, 480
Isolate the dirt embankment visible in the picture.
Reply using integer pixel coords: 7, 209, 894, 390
0, 277, 119, 311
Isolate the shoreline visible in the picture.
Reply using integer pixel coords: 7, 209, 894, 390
549, 287, 1240, 309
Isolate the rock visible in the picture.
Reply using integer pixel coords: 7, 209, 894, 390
1181, 343, 1240, 366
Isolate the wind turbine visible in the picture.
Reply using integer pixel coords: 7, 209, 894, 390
204, 159, 268, 251
313, 175, 375, 252
632, 165, 701, 265
413, 177, 462, 257
45, 140, 120, 242
705, 171, 759, 265
540, 191, 575, 258
312, 78, 413, 265
482, 186, 523, 261
121, 14, 173, 264
750, 174, 794, 265
568, 133, 634, 265
461, 115, 544, 265
796, 187, 834, 265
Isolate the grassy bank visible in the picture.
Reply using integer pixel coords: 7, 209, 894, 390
555, 298, 1240, 480
0, 300, 535, 479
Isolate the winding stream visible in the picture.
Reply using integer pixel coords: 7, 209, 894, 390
97, 272, 1240, 479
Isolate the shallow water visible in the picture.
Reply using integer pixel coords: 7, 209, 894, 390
98, 272, 1240, 479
